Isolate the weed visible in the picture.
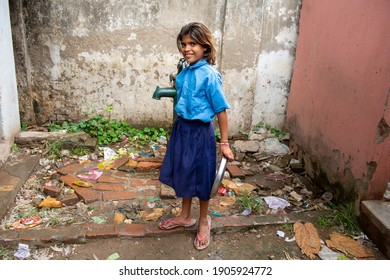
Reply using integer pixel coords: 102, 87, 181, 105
71, 146, 90, 157
333, 203, 360, 233
214, 129, 221, 141
43, 140, 62, 160
0, 246, 13, 260
281, 223, 294, 233
21, 122, 28, 131
236, 190, 264, 214
254, 121, 287, 138
315, 203, 360, 234
315, 215, 334, 228
11, 143, 20, 153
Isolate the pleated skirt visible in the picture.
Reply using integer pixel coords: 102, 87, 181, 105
159, 117, 216, 201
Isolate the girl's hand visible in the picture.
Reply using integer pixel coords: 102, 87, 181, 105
220, 144, 234, 161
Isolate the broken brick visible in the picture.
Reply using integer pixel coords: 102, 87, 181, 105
60, 193, 80, 206
43, 185, 61, 198
135, 162, 162, 172
74, 188, 100, 204
226, 165, 245, 179
111, 156, 129, 170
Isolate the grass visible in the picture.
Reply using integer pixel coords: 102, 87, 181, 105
0, 246, 13, 260
314, 202, 361, 234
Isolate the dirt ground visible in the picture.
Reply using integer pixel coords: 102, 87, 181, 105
9, 223, 379, 260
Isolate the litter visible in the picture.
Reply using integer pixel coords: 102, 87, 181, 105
211, 211, 222, 217
285, 236, 296, 242
10, 215, 42, 229
241, 207, 252, 216
14, 243, 30, 259
104, 147, 117, 160
73, 180, 93, 188
107, 252, 120, 260
38, 197, 62, 208
276, 230, 285, 238
318, 245, 344, 260
264, 196, 290, 210
77, 170, 102, 181
91, 216, 106, 224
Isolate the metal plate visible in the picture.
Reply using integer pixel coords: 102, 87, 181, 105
210, 156, 228, 197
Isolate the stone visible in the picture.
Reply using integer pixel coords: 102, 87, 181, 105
160, 184, 176, 199
226, 165, 245, 179
233, 140, 261, 153
260, 138, 290, 156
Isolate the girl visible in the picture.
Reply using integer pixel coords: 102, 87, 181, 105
158, 22, 234, 250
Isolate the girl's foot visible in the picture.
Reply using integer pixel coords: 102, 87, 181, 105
158, 217, 196, 230
194, 215, 211, 250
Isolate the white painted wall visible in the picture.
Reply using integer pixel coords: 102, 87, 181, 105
0, 0, 21, 163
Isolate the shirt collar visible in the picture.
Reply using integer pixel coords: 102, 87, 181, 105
188, 59, 208, 69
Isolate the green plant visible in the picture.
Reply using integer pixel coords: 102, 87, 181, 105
236, 190, 264, 214
214, 129, 221, 141
44, 140, 62, 160
0, 246, 13, 260
11, 143, 20, 153
333, 203, 360, 233
314, 203, 360, 234
254, 121, 287, 138
281, 223, 293, 233
71, 146, 90, 157
21, 122, 28, 131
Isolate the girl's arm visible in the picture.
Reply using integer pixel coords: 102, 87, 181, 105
216, 110, 234, 161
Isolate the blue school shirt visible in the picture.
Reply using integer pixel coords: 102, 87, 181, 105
174, 59, 230, 123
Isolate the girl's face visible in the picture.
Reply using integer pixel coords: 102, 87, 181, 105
179, 35, 207, 65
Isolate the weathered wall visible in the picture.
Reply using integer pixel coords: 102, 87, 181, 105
251, 0, 301, 129
0, 0, 20, 162
10, 0, 301, 135
286, 0, 390, 202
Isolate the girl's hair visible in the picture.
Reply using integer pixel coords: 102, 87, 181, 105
177, 22, 217, 65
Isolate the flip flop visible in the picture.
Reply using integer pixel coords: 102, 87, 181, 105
158, 218, 197, 230
194, 215, 211, 250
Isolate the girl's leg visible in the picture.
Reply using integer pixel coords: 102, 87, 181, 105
194, 199, 211, 249
158, 198, 194, 229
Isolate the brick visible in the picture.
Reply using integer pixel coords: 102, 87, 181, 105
60, 174, 80, 188
82, 223, 119, 239
138, 157, 163, 163
137, 187, 159, 197
135, 162, 162, 172
118, 223, 146, 237
58, 162, 85, 175
102, 191, 137, 201
74, 188, 100, 203
60, 192, 80, 206
111, 156, 129, 169
93, 183, 125, 191
98, 174, 127, 183
160, 184, 176, 199
226, 165, 245, 179
43, 185, 61, 198
130, 179, 160, 187
145, 222, 185, 236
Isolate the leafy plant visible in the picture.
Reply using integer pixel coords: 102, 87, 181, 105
254, 121, 287, 138
214, 129, 221, 141
236, 190, 264, 214
11, 143, 20, 153
71, 146, 90, 157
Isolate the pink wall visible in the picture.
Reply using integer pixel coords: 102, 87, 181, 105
286, 0, 390, 200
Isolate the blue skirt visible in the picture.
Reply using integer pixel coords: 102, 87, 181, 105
159, 117, 217, 201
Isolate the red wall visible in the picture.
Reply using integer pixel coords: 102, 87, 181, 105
286, 0, 390, 200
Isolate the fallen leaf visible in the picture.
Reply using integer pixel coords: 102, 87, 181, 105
325, 233, 373, 259
293, 221, 321, 259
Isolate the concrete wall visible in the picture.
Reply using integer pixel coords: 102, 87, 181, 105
0, 0, 21, 162
286, 0, 390, 202
10, 0, 301, 135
